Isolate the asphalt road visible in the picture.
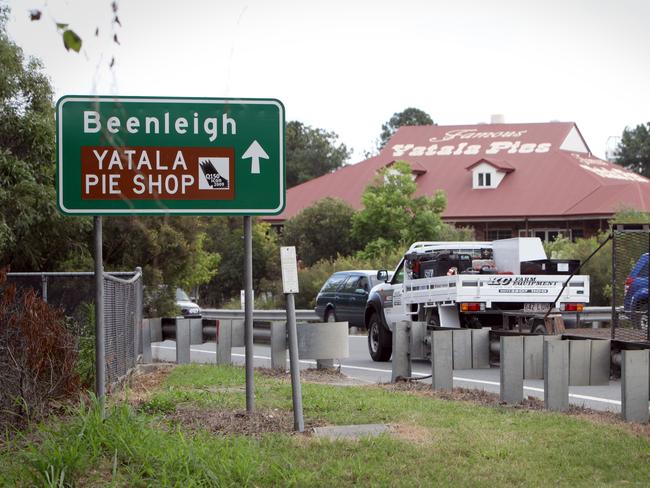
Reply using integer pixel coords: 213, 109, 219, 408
151, 334, 625, 413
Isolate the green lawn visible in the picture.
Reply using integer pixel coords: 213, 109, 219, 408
1, 364, 649, 487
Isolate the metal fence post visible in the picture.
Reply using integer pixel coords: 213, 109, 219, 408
94, 216, 105, 403
134, 267, 143, 357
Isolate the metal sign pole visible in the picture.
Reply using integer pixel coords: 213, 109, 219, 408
286, 292, 304, 432
94, 216, 106, 403
244, 216, 254, 412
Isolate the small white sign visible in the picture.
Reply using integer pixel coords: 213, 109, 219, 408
280, 246, 299, 294
240, 289, 254, 310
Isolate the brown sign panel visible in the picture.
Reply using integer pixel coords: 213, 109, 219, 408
80, 146, 235, 200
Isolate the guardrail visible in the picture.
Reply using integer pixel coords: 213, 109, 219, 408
201, 307, 611, 325
201, 308, 320, 322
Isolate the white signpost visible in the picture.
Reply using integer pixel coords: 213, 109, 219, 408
280, 246, 304, 431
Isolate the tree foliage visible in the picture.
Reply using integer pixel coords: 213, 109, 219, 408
615, 123, 650, 178
0, 8, 91, 270
351, 161, 469, 257
200, 218, 280, 307
286, 121, 351, 188
282, 198, 359, 266
378, 107, 434, 150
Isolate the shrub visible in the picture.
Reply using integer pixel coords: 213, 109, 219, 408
0, 271, 79, 431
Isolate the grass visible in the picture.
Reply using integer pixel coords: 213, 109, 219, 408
1, 364, 650, 487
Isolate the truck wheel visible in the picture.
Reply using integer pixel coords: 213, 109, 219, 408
325, 308, 336, 322
368, 312, 392, 361
632, 300, 648, 330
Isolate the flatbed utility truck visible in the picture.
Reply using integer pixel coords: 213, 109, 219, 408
365, 238, 589, 361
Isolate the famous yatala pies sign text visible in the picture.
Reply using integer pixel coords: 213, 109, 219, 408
56, 96, 285, 215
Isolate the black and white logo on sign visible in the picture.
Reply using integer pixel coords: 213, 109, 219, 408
199, 157, 230, 190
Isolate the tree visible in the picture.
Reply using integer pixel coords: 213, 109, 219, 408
0, 7, 91, 271
615, 123, 650, 178
378, 107, 434, 151
286, 121, 351, 188
351, 161, 450, 255
200, 217, 280, 307
282, 198, 360, 266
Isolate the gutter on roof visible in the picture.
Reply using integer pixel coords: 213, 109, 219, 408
446, 214, 614, 223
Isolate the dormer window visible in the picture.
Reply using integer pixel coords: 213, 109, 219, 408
466, 158, 514, 190
477, 172, 492, 187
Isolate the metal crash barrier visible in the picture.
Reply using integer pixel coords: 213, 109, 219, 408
142, 316, 348, 369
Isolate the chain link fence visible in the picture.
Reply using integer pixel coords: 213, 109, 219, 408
612, 224, 650, 343
6, 270, 143, 388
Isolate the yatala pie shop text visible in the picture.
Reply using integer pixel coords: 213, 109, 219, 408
82, 146, 235, 200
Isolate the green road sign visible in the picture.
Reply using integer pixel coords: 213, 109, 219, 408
56, 96, 285, 215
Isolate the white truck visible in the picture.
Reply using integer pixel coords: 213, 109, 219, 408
365, 238, 590, 361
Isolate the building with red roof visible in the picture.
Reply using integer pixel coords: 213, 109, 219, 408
268, 122, 650, 241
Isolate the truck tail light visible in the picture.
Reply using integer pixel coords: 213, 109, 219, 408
624, 277, 634, 295
560, 303, 584, 312
461, 302, 485, 312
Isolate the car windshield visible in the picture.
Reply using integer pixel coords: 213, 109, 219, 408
175, 288, 191, 301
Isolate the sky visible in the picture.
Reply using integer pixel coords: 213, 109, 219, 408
6, 0, 650, 162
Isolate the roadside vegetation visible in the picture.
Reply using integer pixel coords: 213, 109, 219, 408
1, 364, 650, 487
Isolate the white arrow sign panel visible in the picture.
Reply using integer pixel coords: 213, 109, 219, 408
242, 140, 269, 174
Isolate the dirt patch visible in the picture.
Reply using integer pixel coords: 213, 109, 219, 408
167, 406, 324, 436
114, 364, 174, 405
390, 423, 435, 445
258, 367, 366, 385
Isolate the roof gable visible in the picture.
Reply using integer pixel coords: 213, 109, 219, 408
465, 158, 515, 173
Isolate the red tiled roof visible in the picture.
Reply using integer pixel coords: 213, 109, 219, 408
465, 158, 515, 173
269, 122, 650, 222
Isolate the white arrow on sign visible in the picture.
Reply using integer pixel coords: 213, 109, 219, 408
242, 140, 269, 174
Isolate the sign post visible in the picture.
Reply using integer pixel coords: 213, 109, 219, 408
280, 246, 304, 432
57, 96, 285, 410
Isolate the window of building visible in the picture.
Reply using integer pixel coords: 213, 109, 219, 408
477, 172, 493, 188
487, 229, 513, 240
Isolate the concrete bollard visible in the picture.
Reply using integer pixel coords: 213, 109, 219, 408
391, 321, 411, 382
471, 328, 490, 369
216, 319, 232, 365
543, 339, 569, 411
175, 318, 191, 364
141, 318, 152, 363
589, 340, 610, 386
452, 329, 472, 369
524, 335, 544, 380
500, 336, 524, 404
149, 317, 163, 343
189, 318, 203, 345
431, 330, 453, 391
569, 340, 591, 386
409, 321, 428, 361
231, 319, 245, 347
270, 321, 287, 370
621, 350, 650, 423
